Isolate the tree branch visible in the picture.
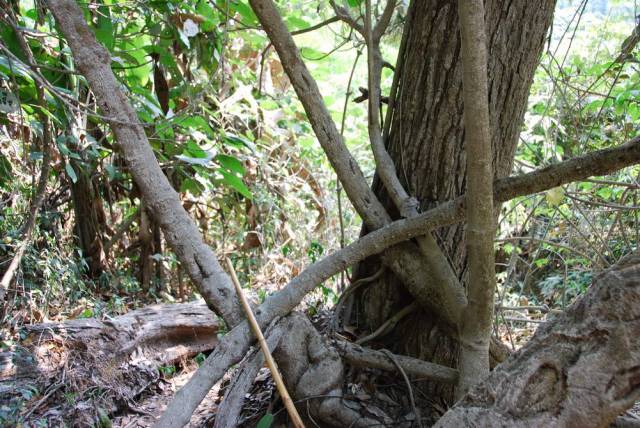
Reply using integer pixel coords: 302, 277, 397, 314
456, 0, 496, 395
334, 339, 458, 381
329, 0, 365, 35
44, 0, 244, 327
158, 136, 640, 427
250, 0, 467, 328
373, 0, 396, 42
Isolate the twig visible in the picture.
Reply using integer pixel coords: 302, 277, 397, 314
381, 349, 423, 428
336, 340, 458, 384
331, 266, 384, 331
224, 258, 305, 428
356, 301, 417, 345
503, 317, 546, 324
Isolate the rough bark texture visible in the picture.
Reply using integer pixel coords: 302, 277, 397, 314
436, 253, 640, 427
354, 0, 556, 402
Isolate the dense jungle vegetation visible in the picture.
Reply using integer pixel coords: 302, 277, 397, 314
1, 0, 639, 426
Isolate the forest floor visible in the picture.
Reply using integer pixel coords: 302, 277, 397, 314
3, 294, 639, 427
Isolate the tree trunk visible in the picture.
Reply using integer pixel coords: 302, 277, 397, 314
352, 0, 556, 404
69, 159, 106, 278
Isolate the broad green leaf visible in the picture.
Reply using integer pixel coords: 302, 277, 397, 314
179, 116, 216, 138
180, 177, 205, 196
215, 154, 244, 175
65, 163, 78, 184
217, 0, 258, 26
94, 3, 115, 51
218, 168, 251, 198
223, 133, 254, 151
0, 55, 33, 81
0, 153, 12, 189
286, 16, 310, 31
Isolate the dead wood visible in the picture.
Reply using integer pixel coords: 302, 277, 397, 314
334, 340, 458, 384
1, 302, 219, 425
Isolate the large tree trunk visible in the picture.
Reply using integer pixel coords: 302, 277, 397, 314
352, 0, 556, 404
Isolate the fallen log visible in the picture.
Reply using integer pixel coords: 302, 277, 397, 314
0, 302, 219, 425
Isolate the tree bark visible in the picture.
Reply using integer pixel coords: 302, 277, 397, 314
456, 0, 496, 395
353, 0, 556, 404
436, 253, 640, 427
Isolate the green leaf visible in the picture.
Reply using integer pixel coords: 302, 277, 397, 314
184, 140, 212, 158
0, 153, 12, 189
94, 3, 115, 51
180, 177, 205, 196
223, 133, 254, 151
65, 163, 78, 184
0, 55, 33, 81
256, 413, 274, 428
217, 0, 258, 26
179, 116, 216, 138
286, 16, 310, 31
218, 168, 251, 198
215, 154, 244, 175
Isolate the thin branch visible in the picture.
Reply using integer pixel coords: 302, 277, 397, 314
329, 0, 365, 35
335, 340, 458, 384
381, 348, 424, 428
224, 258, 304, 428
373, 0, 397, 42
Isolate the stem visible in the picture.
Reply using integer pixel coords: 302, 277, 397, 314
456, 0, 495, 396
224, 258, 305, 428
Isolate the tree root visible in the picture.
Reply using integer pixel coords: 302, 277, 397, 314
214, 322, 284, 428
435, 252, 640, 427
274, 312, 381, 427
